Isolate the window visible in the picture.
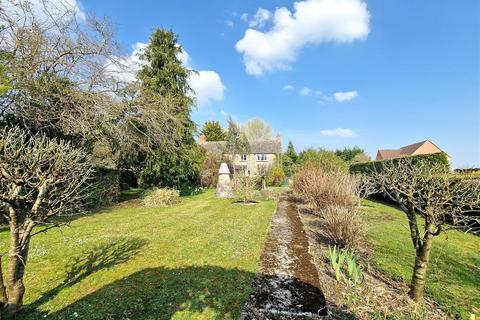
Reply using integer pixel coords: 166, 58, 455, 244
256, 154, 267, 161
240, 154, 247, 161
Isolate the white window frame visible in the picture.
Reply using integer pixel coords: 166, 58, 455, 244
240, 154, 247, 161
256, 154, 267, 161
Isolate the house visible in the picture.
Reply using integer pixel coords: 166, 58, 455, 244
199, 133, 282, 176
376, 140, 446, 161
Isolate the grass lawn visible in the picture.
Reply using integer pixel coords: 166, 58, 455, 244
0, 190, 275, 320
362, 199, 480, 319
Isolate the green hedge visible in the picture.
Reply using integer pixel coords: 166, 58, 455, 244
349, 152, 450, 174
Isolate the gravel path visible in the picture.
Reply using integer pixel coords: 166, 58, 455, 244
241, 193, 327, 319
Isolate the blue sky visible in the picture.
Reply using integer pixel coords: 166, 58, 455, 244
82, 0, 479, 168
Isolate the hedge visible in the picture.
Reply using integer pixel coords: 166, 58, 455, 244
349, 152, 450, 174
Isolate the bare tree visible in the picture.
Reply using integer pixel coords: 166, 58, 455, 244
242, 118, 273, 142
0, 127, 93, 314
372, 159, 480, 301
0, 0, 184, 160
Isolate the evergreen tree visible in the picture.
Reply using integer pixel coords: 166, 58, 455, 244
200, 120, 226, 141
285, 141, 298, 163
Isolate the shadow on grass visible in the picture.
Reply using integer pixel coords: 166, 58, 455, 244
20, 265, 261, 320
20, 237, 148, 317
14, 236, 261, 320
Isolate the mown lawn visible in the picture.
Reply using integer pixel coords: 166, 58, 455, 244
0, 190, 275, 320
362, 199, 480, 319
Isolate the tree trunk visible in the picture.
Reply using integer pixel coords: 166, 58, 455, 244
4, 207, 30, 315
409, 231, 434, 302
0, 255, 7, 305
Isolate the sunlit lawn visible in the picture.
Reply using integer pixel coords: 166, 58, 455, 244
0, 190, 275, 320
362, 199, 480, 319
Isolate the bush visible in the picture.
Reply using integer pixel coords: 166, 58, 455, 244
139, 143, 206, 194
233, 175, 259, 203
298, 148, 348, 173
142, 188, 181, 208
292, 164, 359, 209
349, 152, 450, 175
86, 168, 121, 208
267, 166, 285, 187
261, 187, 283, 201
322, 205, 366, 251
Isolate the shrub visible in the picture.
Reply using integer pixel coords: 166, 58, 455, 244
349, 152, 450, 175
139, 143, 206, 194
267, 166, 285, 187
86, 168, 121, 208
292, 164, 359, 209
298, 148, 348, 173
233, 175, 259, 203
200, 153, 233, 188
261, 187, 283, 201
142, 188, 181, 207
322, 205, 366, 250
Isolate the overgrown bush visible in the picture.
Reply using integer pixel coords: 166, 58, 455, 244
267, 165, 285, 187
233, 175, 259, 203
292, 164, 359, 209
322, 205, 366, 250
142, 188, 181, 207
293, 164, 372, 251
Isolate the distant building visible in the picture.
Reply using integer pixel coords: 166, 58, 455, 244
376, 140, 446, 161
200, 133, 282, 176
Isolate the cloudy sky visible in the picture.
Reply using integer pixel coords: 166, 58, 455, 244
79, 0, 478, 168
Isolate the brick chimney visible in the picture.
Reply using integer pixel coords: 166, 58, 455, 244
199, 134, 207, 145
276, 131, 282, 145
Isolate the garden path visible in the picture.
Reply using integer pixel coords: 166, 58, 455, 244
241, 192, 327, 319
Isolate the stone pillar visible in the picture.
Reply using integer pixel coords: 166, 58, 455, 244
216, 163, 233, 198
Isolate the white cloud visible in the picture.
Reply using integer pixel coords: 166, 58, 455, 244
240, 13, 249, 22
283, 84, 294, 91
104, 43, 225, 106
226, 20, 234, 28
320, 128, 356, 137
235, 0, 370, 76
104, 42, 146, 83
249, 8, 272, 28
190, 71, 226, 106
220, 110, 228, 117
4, 0, 86, 22
333, 90, 358, 102
300, 87, 312, 96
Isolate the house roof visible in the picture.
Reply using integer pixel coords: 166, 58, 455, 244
376, 140, 444, 161
202, 140, 280, 154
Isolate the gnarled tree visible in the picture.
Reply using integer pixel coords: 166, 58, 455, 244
0, 127, 93, 314
372, 159, 480, 301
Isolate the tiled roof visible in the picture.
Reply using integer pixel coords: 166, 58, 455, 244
376, 140, 444, 161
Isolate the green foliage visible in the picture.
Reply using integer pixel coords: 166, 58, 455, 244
298, 148, 348, 173
349, 152, 450, 174
282, 141, 298, 177
86, 168, 121, 208
285, 141, 298, 163
335, 147, 365, 162
139, 143, 206, 194
138, 28, 193, 105
0, 63, 11, 95
142, 187, 181, 207
328, 246, 363, 285
267, 166, 285, 187
200, 120, 226, 141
